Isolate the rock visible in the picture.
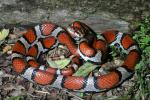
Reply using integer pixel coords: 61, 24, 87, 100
0, 0, 149, 32
81, 13, 130, 33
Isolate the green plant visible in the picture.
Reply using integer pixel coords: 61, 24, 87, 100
127, 16, 150, 100
8, 96, 23, 100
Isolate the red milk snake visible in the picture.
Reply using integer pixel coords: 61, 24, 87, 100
12, 21, 140, 92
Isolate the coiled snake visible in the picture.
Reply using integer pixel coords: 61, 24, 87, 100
12, 21, 140, 92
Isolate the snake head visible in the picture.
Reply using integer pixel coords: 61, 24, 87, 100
67, 21, 87, 41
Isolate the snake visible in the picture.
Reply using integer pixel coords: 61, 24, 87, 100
12, 21, 140, 92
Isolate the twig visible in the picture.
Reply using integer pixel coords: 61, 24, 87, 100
63, 89, 84, 100
27, 93, 41, 98
35, 90, 50, 94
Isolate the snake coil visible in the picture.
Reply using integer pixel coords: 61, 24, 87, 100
12, 21, 140, 92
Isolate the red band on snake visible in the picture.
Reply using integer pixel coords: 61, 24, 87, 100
12, 21, 140, 92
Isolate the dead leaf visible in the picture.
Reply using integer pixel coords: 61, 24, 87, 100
0, 29, 9, 41
2, 45, 12, 54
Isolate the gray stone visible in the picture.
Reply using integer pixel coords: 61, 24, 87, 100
0, 0, 149, 32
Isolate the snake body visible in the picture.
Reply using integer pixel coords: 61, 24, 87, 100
12, 21, 140, 92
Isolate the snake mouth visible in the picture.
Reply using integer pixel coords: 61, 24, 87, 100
66, 26, 84, 41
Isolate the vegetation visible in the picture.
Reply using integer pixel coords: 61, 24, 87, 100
119, 17, 150, 100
